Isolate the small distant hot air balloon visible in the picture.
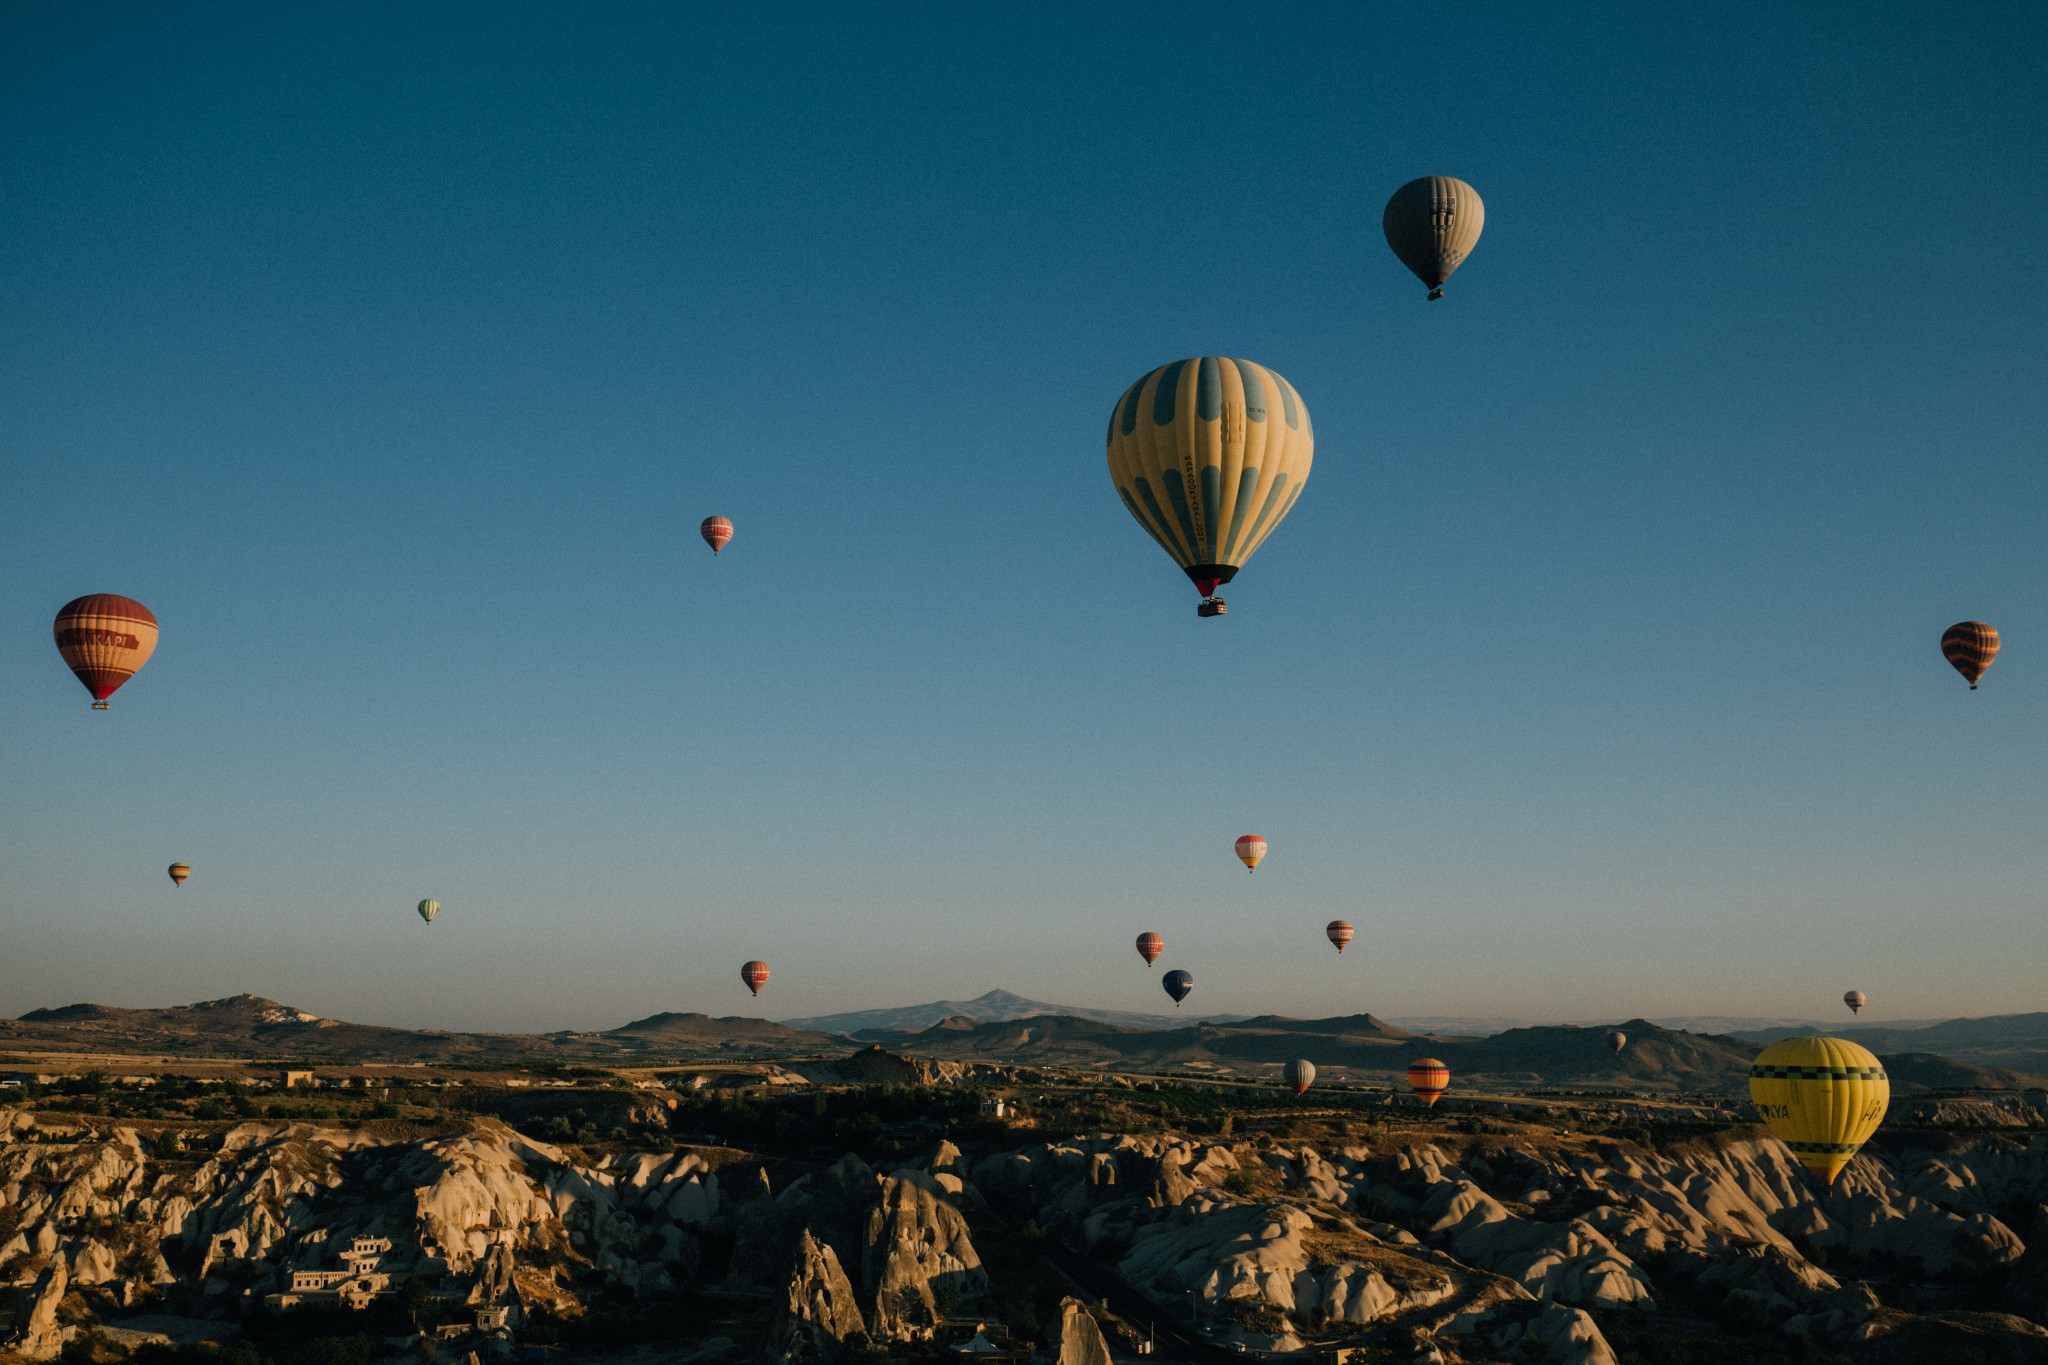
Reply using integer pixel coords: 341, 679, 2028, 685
1106, 358, 1314, 617
1843, 990, 1866, 1015
167, 862, 191, 887
1234, 836, 1267, 873
417, 900, 439, 923
1326, 920, 1354, 953
53, 595, 159, 710
1383, 176, 1485, 300
701, 516, 734, 556
1136, 932, 1164, 966
1162, 969, 1193, 1005
1407, 1058, 1450, 1107
742, 960, 770, 996
1283, 1058, 1316, 1096
1940, 622, 1999, 689
1749, 1036, 1888, 1186
1606, 1030, 1627, 1054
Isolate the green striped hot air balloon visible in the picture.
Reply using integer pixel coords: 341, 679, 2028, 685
417, 899, 440, 924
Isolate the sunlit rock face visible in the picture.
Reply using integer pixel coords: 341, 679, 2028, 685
3, 1103, 2048, 1360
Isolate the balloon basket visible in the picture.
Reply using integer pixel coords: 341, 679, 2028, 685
1197, 598, 1227, 618
91, 701, 110, 711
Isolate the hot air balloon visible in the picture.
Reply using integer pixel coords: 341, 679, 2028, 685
1843, 990, 1865, 1015
1606, 1030, 1627, 1054
742, 960, 770, 996
1407, 1058, 1450, 1106
1106, 358, 1314, 617
1136, 932, 1164, 966
167, 862, 191, 887
53, 595, 159, 710
1235, 835, 1267, 873
1940, 621, 1999, 689
701, 516, 734, 556
1383, 177, 1485, 300
1283, 1058, 1316, 1096
1326, 920, 1354, 953
417, 900, 439, 923
1749, 1036, 1889, 1186
1162, 969, 1193, 1005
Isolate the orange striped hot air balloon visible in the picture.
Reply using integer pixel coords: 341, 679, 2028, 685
167, 862, 191, 887
741, 960, 770, 996
1940, 621, 1999, 689
1407, 1058, 1450, 1106
1136, 932, 1164, 966
1326, 920, 1354, 953
1234, 835, 1267, 873
54, 595, 159, 710
701, 516, 734, 556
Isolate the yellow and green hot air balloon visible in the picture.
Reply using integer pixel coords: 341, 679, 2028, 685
1106, 357, 1314, 617
417, 899, 440, 924
1748, 1036, 1888, 1186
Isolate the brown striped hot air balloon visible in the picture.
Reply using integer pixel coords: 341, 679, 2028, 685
1940, 621, 1999, 689
167, 862, 191, 887
1407, 1058, 1450, 1106
53, 595, 159, 710
1843, 990, 1865, 1015
1135, 932, 1164, 966
1606, 1030, 1627, 1054
701, 516, 734, 556
741, 960, 770, 996
1326, 920, 1354, 953
1384, 177, 1485, 300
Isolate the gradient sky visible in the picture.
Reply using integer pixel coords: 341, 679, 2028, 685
3, 3, 2044, 1034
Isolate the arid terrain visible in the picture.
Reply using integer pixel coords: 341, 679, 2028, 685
4, 998, 2048, 1364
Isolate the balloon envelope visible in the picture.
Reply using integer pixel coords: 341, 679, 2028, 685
1407, 1058, 1450, 1106
1749, 1036, 1889, 1185
1283, 1058, 1316, 1096
1606, 1030, 1627, 1054
1136, 932, 1164, 966
1383, 176, 1485, 299
1235, 835, 1267, 872
417, 900, 439, 923
742, 960, 770, 996
701, 516, 734, 555
1162, 969, 1193, 1005
167, 863, 191, 887
1325, 920, 1354, 953
1940, 622, 1999, 688
1843, 991, 1866, 1014
1106, 359, 1313, 600
53, 595, 159, 709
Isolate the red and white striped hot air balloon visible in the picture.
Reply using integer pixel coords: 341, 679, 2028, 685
1407, 1058, 1450, 1107
741, 960, 770, 996
1326, 920, 1354, 953
1283, 1058, 1316, 1096
54, 595, 159, 710
701, 516, 734, 556
1135, 932, 1164, 966
1234, 835, 1267, 873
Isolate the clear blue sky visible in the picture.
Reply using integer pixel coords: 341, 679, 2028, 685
3, 2, 2043, 1033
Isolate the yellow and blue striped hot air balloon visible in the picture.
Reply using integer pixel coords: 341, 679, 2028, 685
1106, 358, 1313, 617
1748, 1036, 1889, 1186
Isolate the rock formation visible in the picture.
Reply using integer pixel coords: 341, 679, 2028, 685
9, 1254, 69, 1361
775, 1229, 866, 1361
1051, 1296, 1113, 1365
862, 1169, 987, 1338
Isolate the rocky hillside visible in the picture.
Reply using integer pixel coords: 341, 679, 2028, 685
6, 1092, 2048, 1363
0, 995, 846, 1063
